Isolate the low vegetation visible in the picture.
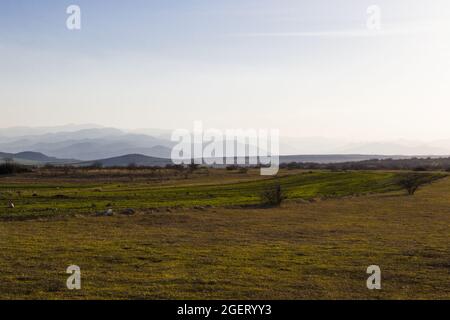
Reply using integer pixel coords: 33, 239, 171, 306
0, 172, 449, 299
280, 156, 450, 171
0, 170, 444, 220
0, 168, 448, 299
397, 173, 437, 195
260, 184, 285, 207
0, 161, 31, 175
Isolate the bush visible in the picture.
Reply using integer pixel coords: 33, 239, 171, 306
287, 162, 300, 170
188, 163, 199, 172
238, 167, 248, 174
0, 161, 30, 175
397, 174, 431, 195
165, 164, 185, 171
260, 184, 285, 207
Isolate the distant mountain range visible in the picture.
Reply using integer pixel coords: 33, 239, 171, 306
1, 124, 450, 167
0, 151, 76, 165
0, 126, 174, 160
80, 154, 172, 167
0, 151, 418, 168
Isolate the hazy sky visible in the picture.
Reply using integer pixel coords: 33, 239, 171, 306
1, 0, 450, 141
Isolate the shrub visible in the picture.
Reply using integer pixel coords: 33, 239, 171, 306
397, 174, 431, 195
238, 167, 248, 174
286, 162, 300, 170
166, 164, 184, 171
188, 163, 199, 172
0, 161, 30, 175
260, 184, 285, 207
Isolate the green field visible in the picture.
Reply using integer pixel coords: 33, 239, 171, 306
0, 170, 442, 220
0, 169, 449, 299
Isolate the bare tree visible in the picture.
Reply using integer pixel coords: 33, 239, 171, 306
398, 174, 429, 195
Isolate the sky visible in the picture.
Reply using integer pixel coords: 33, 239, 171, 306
1, 0, 450, 142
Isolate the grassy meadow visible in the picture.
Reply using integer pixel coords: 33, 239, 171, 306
0, 168, 449, 299
0, 168, 441, 220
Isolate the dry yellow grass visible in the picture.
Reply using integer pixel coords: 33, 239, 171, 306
0, 174, 449, 299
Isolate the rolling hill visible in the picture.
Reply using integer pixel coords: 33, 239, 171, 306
80, 154, 173, 167
0, 151, 76, 165
0, 127, 174, 160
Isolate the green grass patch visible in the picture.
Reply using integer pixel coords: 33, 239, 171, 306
0, 171, 444, 220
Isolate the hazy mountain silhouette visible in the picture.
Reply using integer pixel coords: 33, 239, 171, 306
0, 151, 76, 165
81, 154, 172, 167
0, 126, 174, 160
1, 125, 450, 162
